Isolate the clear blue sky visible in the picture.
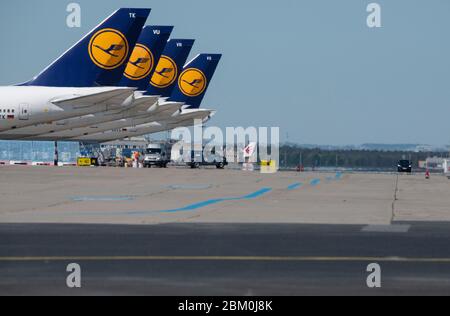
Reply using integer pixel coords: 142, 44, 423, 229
1, 0, 449, 145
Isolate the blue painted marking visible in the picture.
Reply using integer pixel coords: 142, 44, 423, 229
72, 196, 135, 202
240, 188, 272, 199
287, 183, 303, 191
326, 172, 343, 182
124, 188, 273, 215
160, 188, 272, 213
310, 179, 321, 186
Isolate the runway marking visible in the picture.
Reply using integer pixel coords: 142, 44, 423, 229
362, 224, 411, 233
168, 184, 213, 190
1, 256, 450, 263
64, 188, 273, 217
287, 183, 303, 190
129, 187, 273, 214
290, 173, 341, 190
326, 172, 343, 182
71, 196, 135, 202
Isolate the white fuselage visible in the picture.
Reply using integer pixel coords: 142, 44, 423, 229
2, 100, 181, 141
0, 86, 134, 134
0, 94, 159, 140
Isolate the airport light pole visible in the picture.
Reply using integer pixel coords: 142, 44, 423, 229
285, 150, 288, 170
54, 141, 58, 167
285, 132, 289, 170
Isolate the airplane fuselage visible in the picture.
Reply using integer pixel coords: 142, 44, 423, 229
0, 94, 159, 140
0, 86, 134, 135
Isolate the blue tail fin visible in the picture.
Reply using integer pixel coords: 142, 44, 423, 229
119, 25, 173, 90
169, 54, 222, 108
23, 8, 151, 87
145, 39, 195, 97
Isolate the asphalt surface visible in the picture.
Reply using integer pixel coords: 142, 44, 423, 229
1, 222, 450, 296
0, 168, 400, 225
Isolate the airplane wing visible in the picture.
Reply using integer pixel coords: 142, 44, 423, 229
51, 88, 136, 109
69, 108, 215, 143
152, 101, 184, 118
132, 95, 160, 113
170, 109, 216, 125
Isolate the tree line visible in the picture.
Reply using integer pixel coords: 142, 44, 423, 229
277, 145, 449, 169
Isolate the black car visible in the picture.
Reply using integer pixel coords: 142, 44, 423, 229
398, 160, 412, 173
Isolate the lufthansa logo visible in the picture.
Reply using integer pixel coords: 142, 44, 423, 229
150, 56, 178, 88
124, 44, 154, 80
178, 68, 207, 97
89, 28, 129, 70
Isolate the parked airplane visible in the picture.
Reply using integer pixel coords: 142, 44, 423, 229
0, 8, 151, 135
6, 38, 195, 141
119, 26, 174, 91
1, 25, 174, 140
71, 53, 222, 142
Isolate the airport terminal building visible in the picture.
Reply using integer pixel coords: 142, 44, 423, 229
0, 141, 80, 164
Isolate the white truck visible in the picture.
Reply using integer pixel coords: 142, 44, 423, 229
143, 143, 171, 168
444, 159, 450, 179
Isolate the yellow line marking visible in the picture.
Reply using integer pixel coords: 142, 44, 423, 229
0, 256, 450, 263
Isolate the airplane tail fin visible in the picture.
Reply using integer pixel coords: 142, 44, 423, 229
243, 142, 257, 158
169, 54, 222, 109
119, 25, 174, 90
145, 39, 195, 98
23, 8, 151, 87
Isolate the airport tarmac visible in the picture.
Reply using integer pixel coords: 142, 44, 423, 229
2, 166, 449, 225
2, 222, 450, 296
1, 166, 450, 295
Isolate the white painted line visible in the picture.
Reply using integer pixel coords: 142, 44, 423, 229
362, 224, 411, 233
